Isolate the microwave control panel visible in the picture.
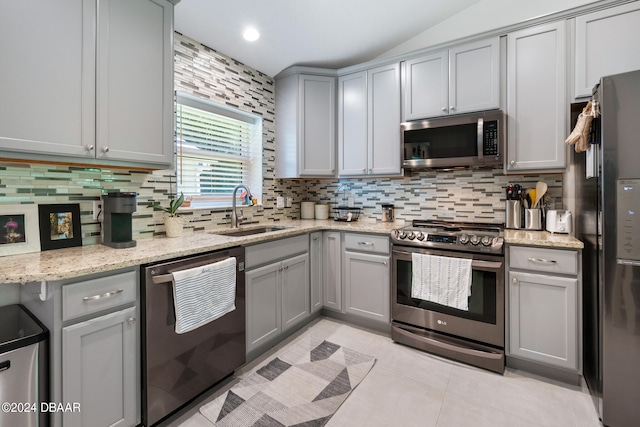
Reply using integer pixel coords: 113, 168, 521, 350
483, 121, 499, 156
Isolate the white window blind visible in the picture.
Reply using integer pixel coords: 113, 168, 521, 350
176, 92, 262, 206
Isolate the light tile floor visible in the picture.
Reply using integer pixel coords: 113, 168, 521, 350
164, 317, 602, 427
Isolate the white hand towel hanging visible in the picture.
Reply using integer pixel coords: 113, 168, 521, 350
411, 253, 472, 311
172, 257, 236, 334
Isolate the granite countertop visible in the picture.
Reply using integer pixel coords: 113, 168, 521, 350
0, 220, 583, 284
504, 229, 584, 249
0, 219, 398, 284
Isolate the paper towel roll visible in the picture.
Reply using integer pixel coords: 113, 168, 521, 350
301, 201, 316, 219
315, 204, 329, 220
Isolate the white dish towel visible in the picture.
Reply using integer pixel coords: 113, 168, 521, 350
411, 253, 472, 311
172, 257, 237, 334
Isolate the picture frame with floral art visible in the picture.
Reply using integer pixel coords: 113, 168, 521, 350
0, 204, 41, 256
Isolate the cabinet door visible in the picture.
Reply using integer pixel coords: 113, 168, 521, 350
323, 232, 342, 311
368, 63, 402, 175
338, 71, 368, 175
282, 254, 310, 331
343, 251, 390, 323
0, 0, 95, 158
575, 2, 640, 98
509, 271, 578, 370
97, 0, 173, 165
450, 37, 500, 115
246, 262, 281, 353
310, 232, 323, 313
62, 306, 138, 427
506, 22, 566, 172
403, 51, 448, 120
299, 75, 336, 176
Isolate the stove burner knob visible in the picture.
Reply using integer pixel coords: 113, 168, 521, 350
397, 230, 407, 239
459, 234, 469, 244
481, 236, 492, 246
415, 231, 425, 241
407, 232, 416, 240
470, 235, 481, 245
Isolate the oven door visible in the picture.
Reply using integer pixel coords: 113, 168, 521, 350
392, 246, 504, 348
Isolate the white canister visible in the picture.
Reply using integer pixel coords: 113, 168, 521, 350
315, 204, 329, 220
301, 201, 316, 219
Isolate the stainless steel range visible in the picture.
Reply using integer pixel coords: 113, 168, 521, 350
390, 220, 505, 373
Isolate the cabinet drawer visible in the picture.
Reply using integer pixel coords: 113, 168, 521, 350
62, 270, 137, 321
509, 246, 577, 275
245, 234, 309, 270
344, 233, 389, 255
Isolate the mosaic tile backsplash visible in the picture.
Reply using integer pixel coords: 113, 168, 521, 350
0, 32, 563, 247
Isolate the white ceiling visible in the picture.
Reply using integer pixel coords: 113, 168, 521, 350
174, 0, 482, 77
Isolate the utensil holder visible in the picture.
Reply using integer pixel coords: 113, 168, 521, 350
506, 200, 522, 229
524, 208, 542, 230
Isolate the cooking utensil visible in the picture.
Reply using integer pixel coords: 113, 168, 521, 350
534, 181, 547, 208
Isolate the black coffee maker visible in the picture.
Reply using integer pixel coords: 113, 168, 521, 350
102, 192, 137, 248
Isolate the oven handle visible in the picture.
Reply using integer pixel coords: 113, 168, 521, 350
392, 249, 503, 270
392, 324, 503, 361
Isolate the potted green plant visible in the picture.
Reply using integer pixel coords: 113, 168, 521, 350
148, 192, 185, 237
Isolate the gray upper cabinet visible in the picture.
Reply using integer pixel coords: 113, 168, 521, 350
574, 2, 640, 99
0, 0, 174, 168
275, 72, 336, 178
338, 63, 401, 177
403, 37, 500, 121
506, 22, 567, 172
0, 0, 96, 158
96, 0, 174, 165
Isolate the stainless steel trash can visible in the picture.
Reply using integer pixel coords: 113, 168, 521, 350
0, 304, 48, 427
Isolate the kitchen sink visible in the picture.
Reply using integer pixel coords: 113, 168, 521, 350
211, 226, 290, 237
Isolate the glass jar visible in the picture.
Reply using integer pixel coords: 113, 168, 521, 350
381, 204, 394, 222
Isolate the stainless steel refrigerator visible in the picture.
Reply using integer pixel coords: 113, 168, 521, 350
575, 69, 640, 427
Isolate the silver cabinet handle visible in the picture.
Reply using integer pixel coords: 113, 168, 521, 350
450, 106, 456, 110
101, 146, 109, 153
510, 160, 516, 165
313, 236, 318, 241
512, 277, 518, 284
358, 241, 374, 246
127, 317, 136, 325
283, 265, 289, 270
83, 289, 124, 302
383, 261, 388, 266
84, 144, 94, 152
528, 257, 557, 264
441, 107, 447, 112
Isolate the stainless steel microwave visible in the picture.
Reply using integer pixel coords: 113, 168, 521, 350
401, 110, 504, 169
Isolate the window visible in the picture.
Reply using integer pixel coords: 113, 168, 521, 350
175, 92, 262, 207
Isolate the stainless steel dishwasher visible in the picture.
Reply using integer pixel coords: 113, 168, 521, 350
141, 246, 246, 426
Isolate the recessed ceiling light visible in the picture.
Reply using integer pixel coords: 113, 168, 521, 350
243, 28, 260, 42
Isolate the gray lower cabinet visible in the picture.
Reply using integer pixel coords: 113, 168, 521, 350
310, 232, 323, 313
245, 235, 310, 357
19, 268, 140, 427
342, 233, 390, 324
322, 232, 342, 311
62, 306, 137, 427
343, 251, 390, 323
507, 246, 581, 372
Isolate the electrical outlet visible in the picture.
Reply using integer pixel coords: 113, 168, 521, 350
92, 201, 102, 221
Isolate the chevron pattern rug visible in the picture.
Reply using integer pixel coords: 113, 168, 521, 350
200, 335, 376, 426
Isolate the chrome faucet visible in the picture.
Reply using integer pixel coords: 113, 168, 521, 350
230, 184, 252, 228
